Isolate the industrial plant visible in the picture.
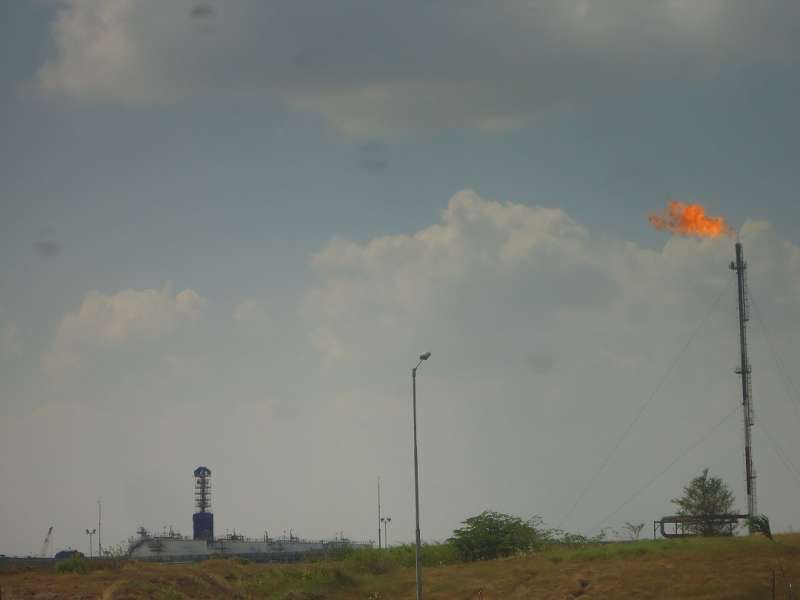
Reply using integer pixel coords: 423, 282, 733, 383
127, 466, 369, 561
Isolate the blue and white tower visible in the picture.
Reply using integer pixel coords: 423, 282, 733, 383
192, 466, 214, 541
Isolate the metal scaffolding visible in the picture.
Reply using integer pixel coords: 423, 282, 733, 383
731, 241, 757, 522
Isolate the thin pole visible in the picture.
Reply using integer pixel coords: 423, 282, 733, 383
378, 477, 382, 550
412, 366, 422, 600
98, 500, 102, 558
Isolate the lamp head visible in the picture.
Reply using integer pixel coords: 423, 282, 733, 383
419, 352, 431, 361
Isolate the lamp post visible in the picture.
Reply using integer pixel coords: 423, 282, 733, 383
97, 499, 102, 558
412, 351, 431, 600
381, 517, 391, 548
85, 528, 96, 558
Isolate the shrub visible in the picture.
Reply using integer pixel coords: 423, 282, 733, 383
449, 511, 550, 561
343, 548, 399, 574
56, 556, 88, 575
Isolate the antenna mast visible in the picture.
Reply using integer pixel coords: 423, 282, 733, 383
730, 242, 756, 523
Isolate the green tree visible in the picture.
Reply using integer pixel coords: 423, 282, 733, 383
671, 469, 735, 536
448, 511, 546, 561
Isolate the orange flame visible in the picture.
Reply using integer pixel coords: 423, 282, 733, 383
648, 201, 733, 238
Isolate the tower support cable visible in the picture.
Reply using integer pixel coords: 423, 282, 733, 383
556, 277, 732, 530
592, 406, 738, 533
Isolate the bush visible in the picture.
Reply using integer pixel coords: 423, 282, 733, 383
343, 548, 399, 574
56, 556, 89, 575
449, 511, 550, 561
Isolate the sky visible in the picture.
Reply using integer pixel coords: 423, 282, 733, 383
1, 0, 800, 556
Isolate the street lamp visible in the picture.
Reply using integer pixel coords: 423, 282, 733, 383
412, 351, 431, 600
97, 499, 102, 558
85, 529, 96, 558
381, 517, 392, 548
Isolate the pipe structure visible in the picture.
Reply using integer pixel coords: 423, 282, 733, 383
657, 514, 746, 539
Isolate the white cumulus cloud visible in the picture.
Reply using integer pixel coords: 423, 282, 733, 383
44, 283, 207, 376
305, 190, 800, 374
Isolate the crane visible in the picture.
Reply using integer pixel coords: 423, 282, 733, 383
40, 526, 54, 558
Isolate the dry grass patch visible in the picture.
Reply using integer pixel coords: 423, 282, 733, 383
1, 535, 799, 598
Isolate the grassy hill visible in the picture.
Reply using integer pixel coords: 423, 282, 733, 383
2, 535, 799, 599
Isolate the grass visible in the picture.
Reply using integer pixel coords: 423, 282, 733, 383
1, 535, 799, 598
334, 543, 459, 574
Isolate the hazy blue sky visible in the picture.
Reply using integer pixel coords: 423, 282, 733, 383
1, 0, 799, 556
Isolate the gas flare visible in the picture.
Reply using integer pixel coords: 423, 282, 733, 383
648, 201, 733, 238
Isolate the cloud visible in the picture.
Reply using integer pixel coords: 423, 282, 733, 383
35, 0, 800, 134
305, 190, 598, 363
44, 283, 207, 376
305, 190, 800, 370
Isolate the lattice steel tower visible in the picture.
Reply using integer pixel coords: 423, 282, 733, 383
192, 466, 214, 541
730, 242, 757, 522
